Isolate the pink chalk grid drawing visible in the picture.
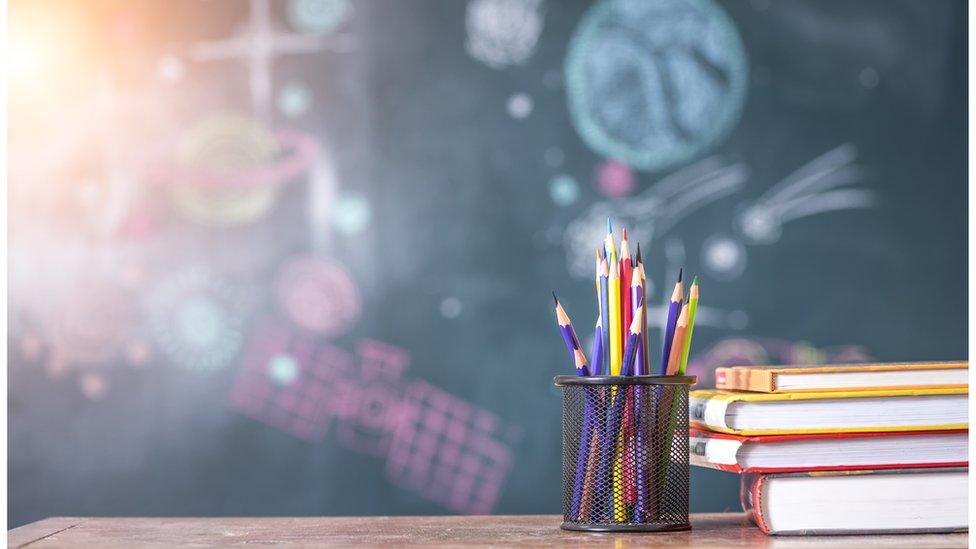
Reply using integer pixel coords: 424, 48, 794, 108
334, 339, 411, 457
228, 317, 354, 441
386, 380, 516, 515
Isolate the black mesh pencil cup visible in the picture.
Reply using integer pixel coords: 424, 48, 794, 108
554, 375, 696, 532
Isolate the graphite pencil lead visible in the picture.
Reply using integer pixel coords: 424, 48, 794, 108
636, 243, 642, 264
552, 291, 559, 306
678, 267, 683, 283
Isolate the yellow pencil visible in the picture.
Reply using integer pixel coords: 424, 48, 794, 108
608, 251, 621, 375
678, 277, 699, 375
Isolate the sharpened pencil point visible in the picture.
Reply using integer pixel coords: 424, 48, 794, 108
636, 243, 642, 264
677, 267, 683, 283
607, 217, 613, 235
622, 227, 627, 240
692, 275, 699, 286
552, 291, 559, 306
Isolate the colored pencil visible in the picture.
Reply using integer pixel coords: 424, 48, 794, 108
604, 217, 616, 265
620, 229, 633, 364
630, 263, 644, 376
608, 252, 622, 375
553, 293, 586, 375
590, 316, 604, 379
658, 269, 683, 375
678, 277, 699, 375
598, 258, 610, 375
608, 301, 643, 521
665, 303, 689, 375
569, 347, 593, 520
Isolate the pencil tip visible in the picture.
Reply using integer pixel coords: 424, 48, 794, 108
607, 217, 613, 234
622, 227, 628, 240
552, 291, 558, 305
692, 275, 699, 285
678, 267, 683, 282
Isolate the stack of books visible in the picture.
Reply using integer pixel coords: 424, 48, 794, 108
689, 361, 969, 535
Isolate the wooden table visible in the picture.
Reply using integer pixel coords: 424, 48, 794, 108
9, 514, 968, 547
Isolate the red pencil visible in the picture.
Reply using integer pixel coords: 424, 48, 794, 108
620, 229, 633, 356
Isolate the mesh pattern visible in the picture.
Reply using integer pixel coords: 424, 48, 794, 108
559, 381, 690, 531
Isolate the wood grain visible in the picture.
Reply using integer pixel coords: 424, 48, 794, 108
7, 514, 968, 547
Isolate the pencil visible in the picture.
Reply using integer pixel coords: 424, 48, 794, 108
599, 258, 611, 374
637, 246, 649, 376
553, 293, 586, 374
569, 347, 593, 520
658, 268, 683, 375
604, 217, 616, 265
620, 229, 632, 367
590, 316, 604, 379
678, 277, 699, 375
665, 303, 689, 375
630, 262, 644, 376
608, 301, 642, 521
608, 252, 622, 375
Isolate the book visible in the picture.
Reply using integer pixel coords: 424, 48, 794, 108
741, 467, 968, 535
689, 387, 968, 435
715, 361, 967, 393
690, 428, 968, 473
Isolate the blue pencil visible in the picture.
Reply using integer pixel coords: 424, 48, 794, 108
658, 269, 683, 375
569, 348, 593, 520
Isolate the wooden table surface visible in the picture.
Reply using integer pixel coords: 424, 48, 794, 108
9, 514, 968, 547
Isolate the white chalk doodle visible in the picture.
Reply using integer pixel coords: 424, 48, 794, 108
184, 0, 355, 122
736, 144, 875, 244
465, 0, 545, 69
563, 156, 749, 278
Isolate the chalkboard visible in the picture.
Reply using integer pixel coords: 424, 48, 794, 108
8, 0, 967, 527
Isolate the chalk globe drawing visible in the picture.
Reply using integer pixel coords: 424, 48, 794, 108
275, 255, 361, 336
565, 0, 748, 172
465, 0, 545, 69
287, 0, 350, 34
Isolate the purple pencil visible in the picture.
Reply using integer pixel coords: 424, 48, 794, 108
630, 266, 644, 376
658, 269, 683, 375
553, 293, 588, 375
569, 347, 594, 520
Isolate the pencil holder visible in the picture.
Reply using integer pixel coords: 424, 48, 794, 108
554, 375, 696, 532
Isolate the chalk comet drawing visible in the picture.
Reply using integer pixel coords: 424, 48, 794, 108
564, 156, 749, 278
736, 144, 875, 244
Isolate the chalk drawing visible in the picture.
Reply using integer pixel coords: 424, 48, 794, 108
274, 255, 362, 336
229, 317, 353, 441
184, 0, 355, 122
465, 0, 545, 69
563, 156, 749, 278
147, 268, 247, 372
565, 0, 748, 171
736, 144, 875, 244
386, 380, 517, 514
286, 0, 350, 34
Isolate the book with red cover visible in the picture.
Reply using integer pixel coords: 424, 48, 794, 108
741, 468, 968, 535
691, 428, 968, 473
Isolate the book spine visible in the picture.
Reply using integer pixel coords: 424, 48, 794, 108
689, 395, 732, 432
689, 435, 743, 472
740, 474, 771, 534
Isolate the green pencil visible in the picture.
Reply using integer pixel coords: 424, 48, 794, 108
677, 277, 699, 375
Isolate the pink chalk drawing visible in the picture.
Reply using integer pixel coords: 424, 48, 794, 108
595, 159, 635, 198
334, 339, 411, 457
275, 255, 361, 336
386, 380, 516, 515
686, 337, 873, 388
228, 317, 354, 441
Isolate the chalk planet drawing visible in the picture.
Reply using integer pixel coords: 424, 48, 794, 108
565, 0, 748, 172
465, 0, 545, 69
